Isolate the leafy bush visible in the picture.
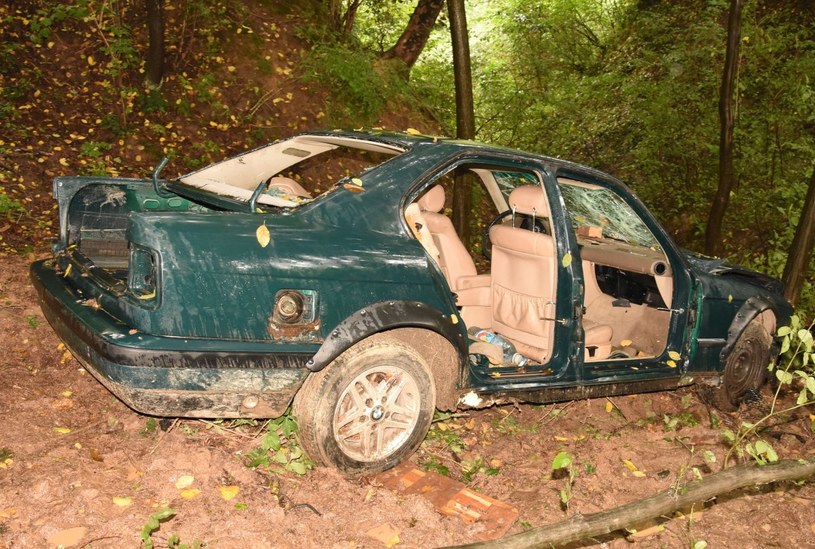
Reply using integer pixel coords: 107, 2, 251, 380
302, 44, 408, 125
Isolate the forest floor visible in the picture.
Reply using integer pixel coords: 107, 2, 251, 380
2, 253, 815, 548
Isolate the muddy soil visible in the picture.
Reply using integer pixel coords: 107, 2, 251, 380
1, 253, 814, 549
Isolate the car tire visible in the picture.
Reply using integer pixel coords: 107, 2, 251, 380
293, 336, 436, 476
714, 320, 772, 410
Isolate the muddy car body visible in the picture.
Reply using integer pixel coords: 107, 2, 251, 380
31, 130, 791, 474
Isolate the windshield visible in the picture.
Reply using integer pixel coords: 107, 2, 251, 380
558, 178, 659, 248
178, 135, 404, 208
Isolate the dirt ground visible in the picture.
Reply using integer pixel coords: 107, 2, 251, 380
1, 253, 814, 549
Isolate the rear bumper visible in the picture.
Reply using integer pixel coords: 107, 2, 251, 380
30, 259, 309, 418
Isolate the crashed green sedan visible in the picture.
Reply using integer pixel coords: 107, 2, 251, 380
31, 130, 791, 474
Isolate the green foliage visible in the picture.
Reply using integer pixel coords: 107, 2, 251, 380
140, 417, 159, 437
79, 141, 113, 176
302, 44, 408, 125
140, 508, 203, 549
140, 508, 175, 549
0, 192, 25, 218
662, 411, 700, 431
725, 315, 815, 466
551, 450, 575, 511
460, 456, 500, 483
28, 1, 90, 44
244, 410, 314, 475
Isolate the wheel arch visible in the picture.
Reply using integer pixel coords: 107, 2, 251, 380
720, 296, 779, 364
307, 301, 467, 410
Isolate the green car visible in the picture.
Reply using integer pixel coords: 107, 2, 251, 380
31, 130, 791, 474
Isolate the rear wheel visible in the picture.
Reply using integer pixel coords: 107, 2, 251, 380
714, 320, 772, 410
293, 337, 436, 475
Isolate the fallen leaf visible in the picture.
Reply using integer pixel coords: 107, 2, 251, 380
620, 339, 633, 347
666, 360, 677, 368
405, 128, 421, 135
367, 523, 400, 548
54, 426, 72, 434
180, 488, 201, 500
256, 224, 271, 248
668, 351, 681, 361
175, 475, 195, 489
219, 485, 239, 501
605, 401, 614, 413
623, 459, 641, 472
561, 253, 572, 268
350, 177, 364, 186
47, 527, 88, 547
0, 508, 16, 518
112, 496, 132, 507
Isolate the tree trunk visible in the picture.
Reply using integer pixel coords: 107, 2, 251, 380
704, 0, 744, 256
382, 0, 444, 72
441, 458, 815, 549
782, 165, 815, 306
448, 0, 475, 245
145, 0, 165, 86
342, 0, 362, 34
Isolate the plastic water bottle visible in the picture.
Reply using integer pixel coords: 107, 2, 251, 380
467, 327, 529, 366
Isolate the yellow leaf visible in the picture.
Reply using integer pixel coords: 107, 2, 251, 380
554, 435, 569, 442
351, 177, 364, 187
450, 314, 458, 325
53, 426, 72, 434
256, 224, 271, 248
728, 294, 733, 303
666, 360, 677, 368
180, 488, 201, 500
632, 471, 647, 478
175, 475, 195, 489
219, 485, 240, 501
620, 339, 633, 347
0, 508, 16, 519
605, 401, 613, 413
668, 351, 681, 361
59, 158, 69, 167
87, 56, 95, 66
227, 66, 236, 72
405, 128, 421, 135
112, 496, 132, 507
561, 253, 572, 268
622, 459, 639, 472
62, 390, 73, 397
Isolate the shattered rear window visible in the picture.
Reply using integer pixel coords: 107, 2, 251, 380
178, 135, 405, 209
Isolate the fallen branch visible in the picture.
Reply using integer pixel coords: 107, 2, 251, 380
442, 458, 815, 549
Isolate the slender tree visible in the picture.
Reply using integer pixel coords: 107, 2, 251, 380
145, 0, 165, 86
328, 0, 362, 34
382, 0, 445, 74
705, 0, 745, 256
448, 0, 475, 242
782, 165, 815, 306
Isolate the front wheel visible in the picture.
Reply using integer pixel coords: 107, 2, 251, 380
714, 320, 773, 410
293, 337, 436, 475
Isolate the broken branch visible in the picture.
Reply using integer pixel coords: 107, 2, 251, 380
442, 458, 815, 549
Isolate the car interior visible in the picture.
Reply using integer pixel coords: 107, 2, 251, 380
405, 166, 674, 367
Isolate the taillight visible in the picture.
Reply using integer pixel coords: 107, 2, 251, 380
128, 245, 158, 301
